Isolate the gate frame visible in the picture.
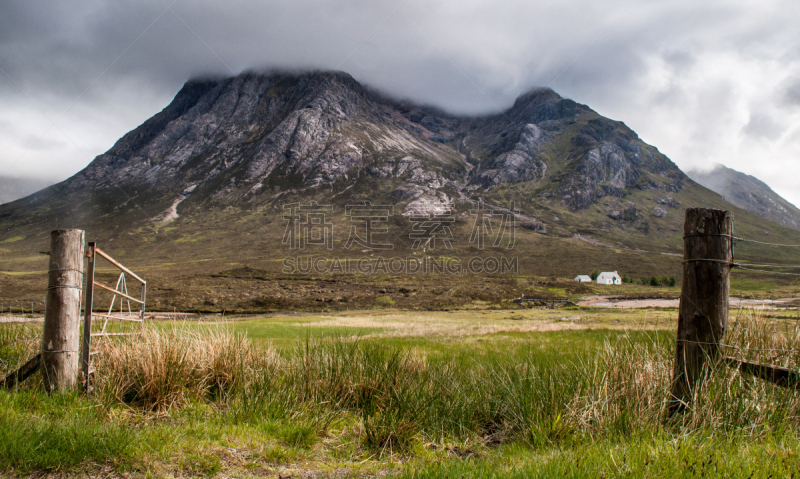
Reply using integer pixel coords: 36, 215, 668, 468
80, 242, 147, 391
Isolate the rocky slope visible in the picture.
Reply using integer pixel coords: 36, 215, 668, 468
687, 164, 800, 230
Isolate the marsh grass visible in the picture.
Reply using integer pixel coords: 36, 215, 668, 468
92, 308, 800, 452
399, 433, 800, 478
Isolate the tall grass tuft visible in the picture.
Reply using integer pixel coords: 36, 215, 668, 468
94, 325, 256, 410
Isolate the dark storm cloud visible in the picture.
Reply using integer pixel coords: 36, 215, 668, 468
0, 0, 662, 112
1, 0, 799, 203
785, 81, 800, 107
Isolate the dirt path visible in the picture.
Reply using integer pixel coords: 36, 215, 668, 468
578, 297, 799, 309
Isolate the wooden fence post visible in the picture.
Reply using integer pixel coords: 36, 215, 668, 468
668, 208, 733, 414
42, 229, 85, 392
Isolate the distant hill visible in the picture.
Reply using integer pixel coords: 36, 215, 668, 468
687, 164, 800, 230
0, 177, 52, 205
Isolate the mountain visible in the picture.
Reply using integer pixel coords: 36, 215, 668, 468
0, 177, 52, 205
0, 70, 688, 231
1, 70, 799, 311
686, 164, 800, 230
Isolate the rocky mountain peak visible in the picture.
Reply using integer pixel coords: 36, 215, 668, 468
510, 86, 561, 109
505, 86, 579, 124
3, 69, 694, 238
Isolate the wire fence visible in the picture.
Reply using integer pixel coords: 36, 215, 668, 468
737, 265, 800, 276
725, 235, 800, 276
721, 233, 800, 373
735, 237, 800, 248
0, 319, 41, 376
0, 298, 45, 321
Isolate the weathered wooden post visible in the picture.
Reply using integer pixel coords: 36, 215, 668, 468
42, 229, 85, 392
668, 208, 733, 414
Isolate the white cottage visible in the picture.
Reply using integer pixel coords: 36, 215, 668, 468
574, 275, 592, 283
596, 271, 622, 285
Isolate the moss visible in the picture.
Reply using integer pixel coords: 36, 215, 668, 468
0, 235, 24, 244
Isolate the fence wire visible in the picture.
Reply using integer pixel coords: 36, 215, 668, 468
715, 299, 800, 375
735, 236, 800, 248
727, 235, 800, 369
736, 265, 800, 276
726, 235, 800, 278
0, 298, 45, 319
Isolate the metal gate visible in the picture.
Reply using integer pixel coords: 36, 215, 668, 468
80, 242, 146, 390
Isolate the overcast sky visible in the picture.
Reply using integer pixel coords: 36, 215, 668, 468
1, 0, 799, 205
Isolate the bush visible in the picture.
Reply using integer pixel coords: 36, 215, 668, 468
623, 206, 638, 222
642, 276, 677, 287
374, 296, 396, 308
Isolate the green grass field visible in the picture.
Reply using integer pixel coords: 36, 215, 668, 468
2, 307, 800, 477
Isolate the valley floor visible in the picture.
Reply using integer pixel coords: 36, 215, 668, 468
2, 306, 800, 478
